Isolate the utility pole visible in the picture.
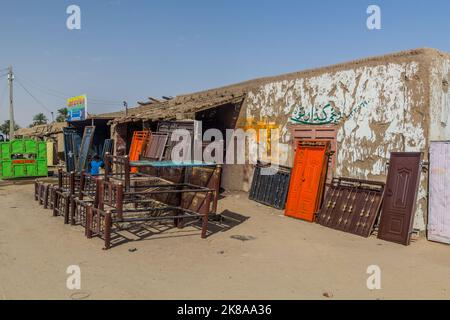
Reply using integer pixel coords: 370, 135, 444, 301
123, 101, 128, 116
7, 66, 15, 140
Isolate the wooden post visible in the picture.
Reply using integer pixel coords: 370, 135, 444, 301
104, 153, 111, 181
52, 192, 59, 217
85, 205, 92, 238
70, 197, 76, 225
116, 183, 124, 220
124, 155, 131, 191
103, 211, 112, 250
43, 185, 49, 209
34, 181, 39, 201
64, 195, 70, 224
201, 192, 211, 239
69, 172, 75, 195
58, 169, 63, 189
79, 171, 86, 198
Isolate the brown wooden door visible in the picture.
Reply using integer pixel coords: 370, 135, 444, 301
377, 152, 422, 245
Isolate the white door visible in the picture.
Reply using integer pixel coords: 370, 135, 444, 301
428, 141, 450, 244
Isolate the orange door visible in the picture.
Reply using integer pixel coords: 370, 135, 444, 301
129, 131, 150, 173
285, 141, 329, 222
290, 125, 337, 183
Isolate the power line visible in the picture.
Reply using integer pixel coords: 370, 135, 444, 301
14, 75, 67, 100
15, 77, 53, 114
15, 72, 123, 104
14, 78, 120, 106
0, 81, 8, 116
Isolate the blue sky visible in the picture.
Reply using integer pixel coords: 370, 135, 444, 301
0, 0, 449, 126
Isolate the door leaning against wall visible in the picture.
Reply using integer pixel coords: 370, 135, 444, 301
285, 140, 331, 222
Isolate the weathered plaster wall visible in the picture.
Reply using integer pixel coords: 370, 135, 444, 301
236, 58, 430, 230
429, 56, 450, 140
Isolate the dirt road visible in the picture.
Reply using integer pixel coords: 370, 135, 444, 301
0, 184, 449, 300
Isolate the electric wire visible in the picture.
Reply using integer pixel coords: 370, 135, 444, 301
0, 82, 8, 123
14, 72, 123, 105
0, 81, 8, 107
15, 77, 53, 114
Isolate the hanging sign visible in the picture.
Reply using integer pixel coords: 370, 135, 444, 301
67, 95, 87, 121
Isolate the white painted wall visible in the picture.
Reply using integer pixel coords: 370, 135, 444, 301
243, 61, 429, 230
430, 57, 450, 140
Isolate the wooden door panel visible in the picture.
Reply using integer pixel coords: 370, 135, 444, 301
378, 152, 422, 245
290, 125, 337, 183
285, 140, 330, 222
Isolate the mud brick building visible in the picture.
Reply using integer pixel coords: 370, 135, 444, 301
110, 48, 450, 232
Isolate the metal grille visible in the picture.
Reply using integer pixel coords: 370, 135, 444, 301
316, 178, 385, 238
142, 133, 168, 161
249, 162, 291, 210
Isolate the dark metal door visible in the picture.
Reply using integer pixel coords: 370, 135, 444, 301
249, 162, 291, 210
377, 152, 422, 245
77, 126, 96, 173
63, 127, 80, 172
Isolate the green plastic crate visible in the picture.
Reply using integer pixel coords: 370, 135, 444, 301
37, 141, 47, 159
0, 142, 11, 160
0, 161, 13, 178
36, 159, 48, 176
25, 140, 37, 154
0, 139, 48, 179
26, 163, 37, 176
13, 164, 26, 177
11, 140, 25, 154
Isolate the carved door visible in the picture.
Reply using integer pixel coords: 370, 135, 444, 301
290, 125, 337, 183
285, 141, 329, 222
377, 152, 422, 245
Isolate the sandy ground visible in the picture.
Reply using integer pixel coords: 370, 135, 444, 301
0, 182, 449, 300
